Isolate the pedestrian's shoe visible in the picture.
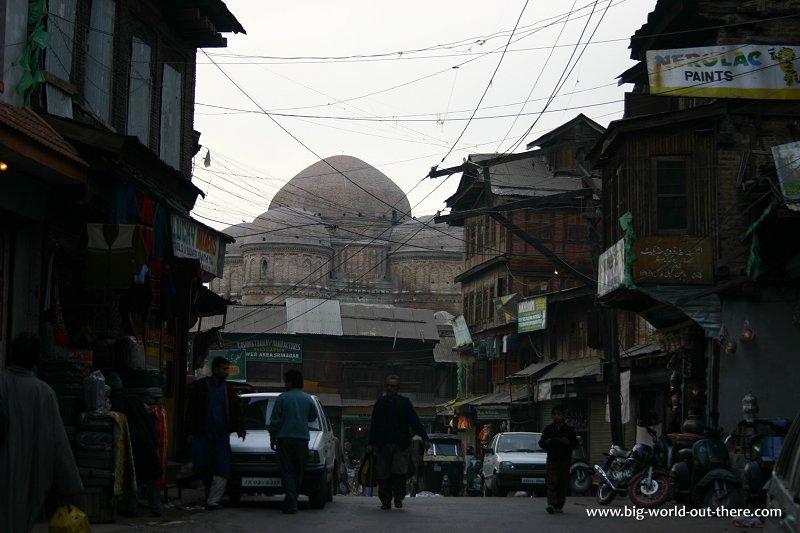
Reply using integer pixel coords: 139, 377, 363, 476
205, 503, 224, 511
555, 508, 563, 514
546, 505, 554, 514
281, 507, 297, 515
393, 498, 403, 508
380, 501, 391, 510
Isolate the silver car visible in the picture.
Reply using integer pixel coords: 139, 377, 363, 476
481, 431, 548, 497
227, 392, 337, 509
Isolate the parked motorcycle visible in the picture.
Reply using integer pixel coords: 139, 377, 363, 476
740, 418, 790, 506
570, 436, 594, 495
594, 424, 671, 508
670, 420, 742, 509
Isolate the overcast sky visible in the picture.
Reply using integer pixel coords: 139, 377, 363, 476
191, 0, 659, 232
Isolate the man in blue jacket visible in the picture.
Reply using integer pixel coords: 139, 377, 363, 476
269, 369, 318, 514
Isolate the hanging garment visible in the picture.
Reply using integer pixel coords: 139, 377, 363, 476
85, 224, 148, 289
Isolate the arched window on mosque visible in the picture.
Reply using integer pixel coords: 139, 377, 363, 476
261, 259, 269, 280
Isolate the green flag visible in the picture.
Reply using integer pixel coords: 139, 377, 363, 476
203, 149, 211, 167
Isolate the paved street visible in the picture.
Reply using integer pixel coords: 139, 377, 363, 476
33, 490, 757, 532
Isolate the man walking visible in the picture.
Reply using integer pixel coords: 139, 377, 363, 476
0, 332, 83, 532
185, 356, 246, 510
539, 406, 577, 514
269, 369, 318, 514
367, 375, 430, 510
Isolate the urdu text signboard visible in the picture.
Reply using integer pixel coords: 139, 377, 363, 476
518, 296, 547, 333
646, 45, 800, 100
633, 237, 713, 285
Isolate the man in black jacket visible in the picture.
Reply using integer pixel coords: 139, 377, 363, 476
538, 406, 578, 514
367, 375, 430, 510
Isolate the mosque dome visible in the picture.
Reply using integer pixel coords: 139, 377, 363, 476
239, 207, 331, 248
268, 155, 411, 224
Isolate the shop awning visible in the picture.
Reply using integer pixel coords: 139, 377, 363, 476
471, 384, 530, 406
620, 341, 664, 359
196, 286, 232, 317
537, 357, 603, 381
435, 394, 489, 416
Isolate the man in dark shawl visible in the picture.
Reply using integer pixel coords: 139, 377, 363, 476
367, 374, 430, 510
185, 356, 246, 510
0, 332, 83, 532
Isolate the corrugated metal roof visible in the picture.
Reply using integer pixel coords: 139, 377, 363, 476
538, 357, 602, 381
435, 394, 489, 416
195, 305, 289, 334
286, 298, 343, 336
433, 334, 459, 363
487, 157, 599, 198
340, 303, 439, 341
620, 342, 664, 359
508, 360, 558, 379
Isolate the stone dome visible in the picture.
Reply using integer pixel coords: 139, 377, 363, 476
220, 223, 252, 255
390, 215, 464, 254
268, 155, 411, 223
239, 207, 331, 247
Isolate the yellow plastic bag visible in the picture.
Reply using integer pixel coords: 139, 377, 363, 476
48, 504, 92, 533
358, 452, 377, 488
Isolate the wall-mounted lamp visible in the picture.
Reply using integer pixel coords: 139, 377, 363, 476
0, 161, 8, 171
740, 320, 755, 343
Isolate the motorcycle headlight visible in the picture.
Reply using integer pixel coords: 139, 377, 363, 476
500, 461, 515, 470
307, 450, 321, 464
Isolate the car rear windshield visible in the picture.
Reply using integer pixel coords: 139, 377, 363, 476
496, 434, 543, 453
240, 397, 323, 431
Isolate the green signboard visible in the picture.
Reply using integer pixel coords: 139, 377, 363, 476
236, 337, 303, 364
201, 349, 247, 382
518, 296, 547, 333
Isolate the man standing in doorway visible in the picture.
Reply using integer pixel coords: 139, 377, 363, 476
269, 369, 318, 514
539, 406, 577, 514
185, 356, 246, 510
367, 375, 430, 510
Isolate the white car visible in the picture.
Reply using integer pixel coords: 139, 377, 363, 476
227, 392, 337, 509
481, 431, 548, 497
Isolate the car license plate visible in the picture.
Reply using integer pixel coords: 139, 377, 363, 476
522, 477, 545, 484
433, 465, 442, 472
241, 477, 281, 488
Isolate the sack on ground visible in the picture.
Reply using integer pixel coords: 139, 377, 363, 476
358, 453, 377, 487
49, 504, 92, 533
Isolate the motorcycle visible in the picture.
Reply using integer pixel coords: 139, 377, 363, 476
739, 418, 790, 506
669, 418, 742, 509
465, 455, 483, 496
570, 436, 594, 495
594, 424, 671, 508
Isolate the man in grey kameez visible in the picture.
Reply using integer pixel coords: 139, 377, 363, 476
0, 332, 83, 532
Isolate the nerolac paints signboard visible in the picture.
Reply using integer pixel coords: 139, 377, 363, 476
646, 45, 800, 100
518, 296, 547, 333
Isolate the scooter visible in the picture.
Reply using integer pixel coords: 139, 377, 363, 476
465, 456, 483, 496
670, 419, 742, 508
740, 418, 791, 506
570, 436, 594, 495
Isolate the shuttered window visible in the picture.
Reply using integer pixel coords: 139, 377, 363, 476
85, 0, 116, 122
655, 159, 689, 234
159, 64, 182, 169
127, 37, 152, 146
46, 0, 77, 117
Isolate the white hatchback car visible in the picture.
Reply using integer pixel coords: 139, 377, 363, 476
227, 392, 337, 509
481, 431, 548, 497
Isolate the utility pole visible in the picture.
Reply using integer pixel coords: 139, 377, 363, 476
601, 306, 624, 446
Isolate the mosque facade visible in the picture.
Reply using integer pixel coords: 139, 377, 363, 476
208, 155, 463, 315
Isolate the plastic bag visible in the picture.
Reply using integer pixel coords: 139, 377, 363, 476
358, 452, 377, 488
49, 504, 92, 533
